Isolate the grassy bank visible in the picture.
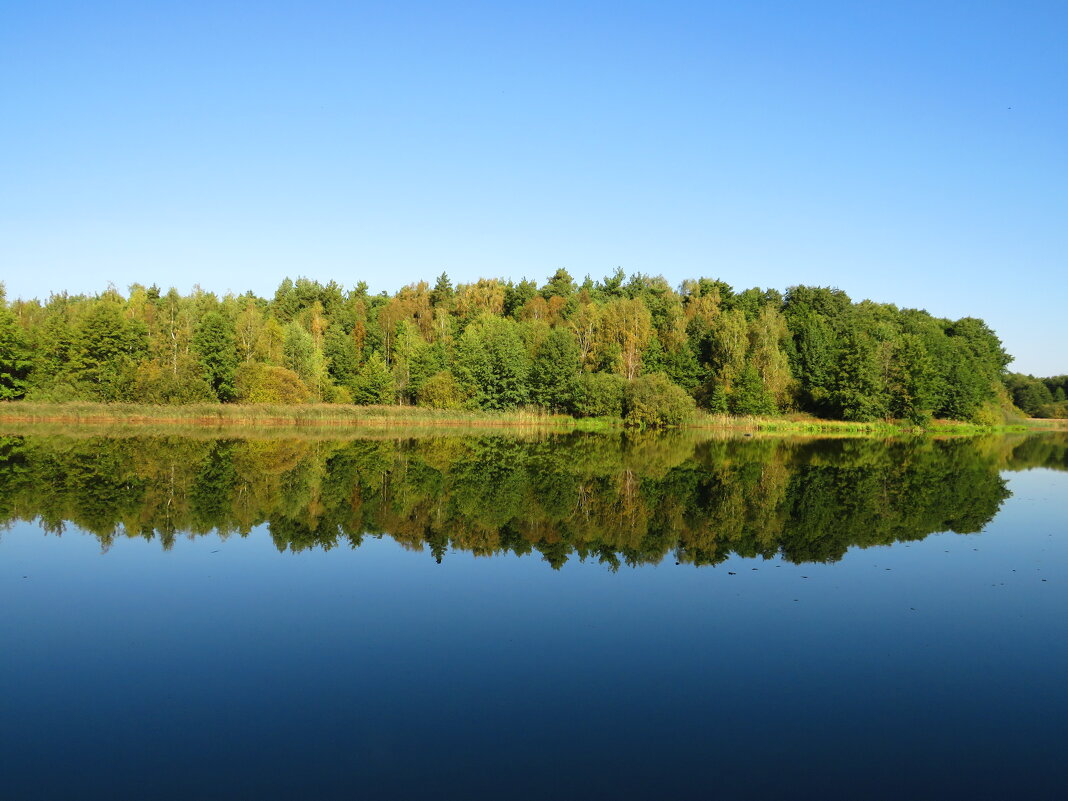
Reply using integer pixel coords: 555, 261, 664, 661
690, 412, 1045, 436
0, 400, 613, 435
0, 401, 1057, 437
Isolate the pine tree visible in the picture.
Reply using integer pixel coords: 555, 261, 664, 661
0, 306, 32, 399
352, 352, 395, 405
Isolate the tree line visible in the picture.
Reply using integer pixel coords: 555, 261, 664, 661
1005, 373, 1068, 419
0, 270, 1020, 423
3, 431, 1051, 568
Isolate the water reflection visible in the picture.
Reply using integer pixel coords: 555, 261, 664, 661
0, 431, 1064, 567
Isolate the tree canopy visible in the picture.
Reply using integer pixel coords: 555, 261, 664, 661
0, 272, 1024, 423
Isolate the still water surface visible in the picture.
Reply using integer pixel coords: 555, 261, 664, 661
1, 432, 1066, 799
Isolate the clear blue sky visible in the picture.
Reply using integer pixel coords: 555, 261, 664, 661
2, 1, 1065, 374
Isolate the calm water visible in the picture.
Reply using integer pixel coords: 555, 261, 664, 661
1, 432, 1066, 800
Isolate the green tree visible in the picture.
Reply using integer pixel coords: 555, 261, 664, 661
323, 325, 359, 387
729, 364, 777, 416
939, 337, 995, 421
72, 301, 147, 398
0, 273, 1021, 423
193, 312, 238, 401
596, 267, 627, 299
351, 352, 395, 405
541, 268, 576, 300
503, 279, 538, 318
598, 298, 653, 380
529, 328, 579, 410
707, 308, 748, 387
887, 334, 936, 424
455, 317, 530, 409
391, 320, 427, 401
747, 305, 793, 410
283, 321, 331, 402
256, 317, 285, 364
430, 272, 454, 307
234, 299, 264, 363
408, 340, 449, 400
0, 304, 32, 399
31, 295, 78, 390
830, 328, 888, 421
283, 321, 315, 380
1005, 373, 1055, 415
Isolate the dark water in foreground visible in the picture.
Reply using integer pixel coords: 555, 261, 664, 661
1, 432, 1066, 800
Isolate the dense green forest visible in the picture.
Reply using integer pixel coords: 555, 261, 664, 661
1005, 373, 1068, 419
0, 270, 1026, 424
4, 432, 1061, 567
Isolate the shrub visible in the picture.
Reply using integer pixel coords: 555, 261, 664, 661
623, 373, 696, 427
24, 380, 88, 403
570, 372, 625, 418
234, 363, 310, 404
327, 384, 353, 405
131, 359, 214, 404
1035, 401, 1068, 419
904, 408, 933, 428
970, 395, 1008, 426
417, 370, 464, 409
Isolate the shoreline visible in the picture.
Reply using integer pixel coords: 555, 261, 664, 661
0, 401, 1061, 437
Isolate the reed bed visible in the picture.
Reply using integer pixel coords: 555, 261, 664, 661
0, 401, 586, 432
0, 401, 1049, 438
691, 412, 1037, 436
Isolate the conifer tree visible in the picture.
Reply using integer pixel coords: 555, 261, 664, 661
0, 305, 32, 400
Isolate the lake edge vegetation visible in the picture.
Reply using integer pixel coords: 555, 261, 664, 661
0, 400, 1048, 437
0, 270, 1059, 427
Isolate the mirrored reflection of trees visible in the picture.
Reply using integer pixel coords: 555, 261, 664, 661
0, 432, 1063, 568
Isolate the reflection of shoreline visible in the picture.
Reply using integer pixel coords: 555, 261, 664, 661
0, 432, 1063, 568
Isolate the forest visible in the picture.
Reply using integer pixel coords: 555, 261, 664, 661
1005, 373, 1068, 419
4, 432, 1062, 568
0, 270, 1029, 424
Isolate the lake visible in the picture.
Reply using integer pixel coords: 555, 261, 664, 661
1, 431, 1066, 799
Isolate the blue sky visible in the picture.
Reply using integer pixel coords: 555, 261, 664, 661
2, 1, 1065, 374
